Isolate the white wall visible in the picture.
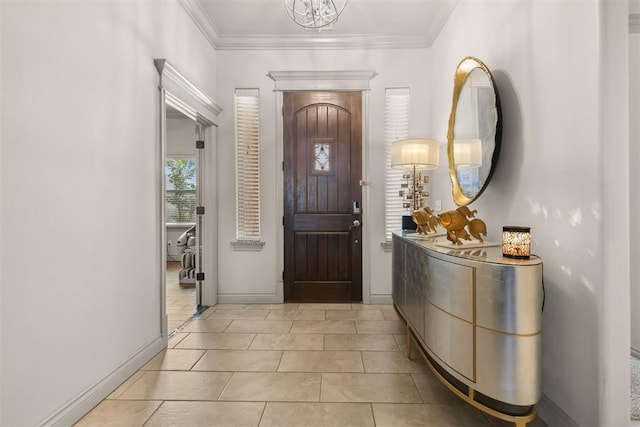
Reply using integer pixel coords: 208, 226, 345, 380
0, 1, 217, 425
167, 115, 198, 157
428, 1, 629, 425
215, 49, 431, 302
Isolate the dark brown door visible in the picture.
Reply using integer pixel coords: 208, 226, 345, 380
283, 91, 362, 302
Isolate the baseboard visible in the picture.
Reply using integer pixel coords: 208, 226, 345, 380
37, 335, 165, 427
369, 294, 392, 305
217, 293, 282, 304
216, 294, 390, 305
631, 346, 640, 359
537, 393, 579, 427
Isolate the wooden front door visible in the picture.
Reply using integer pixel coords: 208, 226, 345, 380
283, 91, 362, 302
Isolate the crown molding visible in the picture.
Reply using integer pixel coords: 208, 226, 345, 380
424, 0, 458, 46
268, 70, 377, 91
630, 13, 640, 33
214, 34, 432, 50
177, 0, 220, 49
177, 0, 457, 50
154, 59, 222, 125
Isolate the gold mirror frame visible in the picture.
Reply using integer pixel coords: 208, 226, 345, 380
447, 56, 502, 206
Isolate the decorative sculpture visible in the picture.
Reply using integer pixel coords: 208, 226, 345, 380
412, 207, 439, 235
437, 206, 487, 245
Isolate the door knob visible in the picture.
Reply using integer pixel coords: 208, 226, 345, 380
350, 219, 361, 229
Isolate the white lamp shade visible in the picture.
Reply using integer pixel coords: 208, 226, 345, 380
454, 139, 482, 168
391, 139, 439, 170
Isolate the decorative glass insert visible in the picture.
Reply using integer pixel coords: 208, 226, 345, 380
314, 143, 330, 171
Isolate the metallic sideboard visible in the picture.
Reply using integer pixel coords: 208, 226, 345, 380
392, 232, 543, 424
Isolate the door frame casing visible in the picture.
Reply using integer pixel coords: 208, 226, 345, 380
155, 59, 222, 340
270, 70, 376, 304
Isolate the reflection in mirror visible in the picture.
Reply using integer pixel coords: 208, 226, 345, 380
447, 57, 501, 206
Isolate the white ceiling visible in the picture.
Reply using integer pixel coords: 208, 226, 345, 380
179, 0, 458, 50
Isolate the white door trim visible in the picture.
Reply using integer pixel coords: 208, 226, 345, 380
271, 70, 376, 304
155, 59, 222, 338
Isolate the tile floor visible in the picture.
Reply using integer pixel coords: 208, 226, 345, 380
75, 303, 547, 426
165, 262, 197, 331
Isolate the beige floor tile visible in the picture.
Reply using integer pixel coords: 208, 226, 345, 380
351, 304, 394, 310
179, 318, 232, 333
291, 320, 356, 334
298, 303, 352, 310
267, 309, 326, 321
192, 349, 283, 372
205, 309, 270, 320
278, 351, 364, 373
210, 303, 247, 310
321, 373, 422, 403
481, 412, 547, 427
249, 333, 325, 350
326, 310, 385, 321
91, 303, 522, 427
412, 373, 461, 405
145, 401, 265, 427
382, 310, 402, 321
167, 332, 188, 348
168, 320, 187, 330
165, 307, 197, 315
245, 303, 300, 310
74, 400, 161, 427
356, 320, 406, 335
117, 371, 232, 401
225, 319, 293, 333
219, 372, 321, 402
485, 415, 548, 427
260, 402, 374, 427
395, 334, 410, 354
174, 332, 255, 350
165, 262, 196, 331
324, 334, 398, 351
372, 403, 491, 426
198, 307, 216, 317
140, 349, 206, 371
105, 371, 145, 399
362, 351, 429, 374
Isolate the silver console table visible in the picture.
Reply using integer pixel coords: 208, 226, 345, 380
392, 232, 543, 426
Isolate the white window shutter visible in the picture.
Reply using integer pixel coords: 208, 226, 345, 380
384, 88, 410, 241
235, 89, 261, 241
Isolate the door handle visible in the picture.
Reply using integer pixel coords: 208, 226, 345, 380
349, 219, 361, 230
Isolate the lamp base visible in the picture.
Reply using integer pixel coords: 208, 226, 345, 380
402, 215, 417, 231
503, 254, 531, 260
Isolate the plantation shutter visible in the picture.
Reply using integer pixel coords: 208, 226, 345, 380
235, 89, 261, 241
384, 88, 410, 241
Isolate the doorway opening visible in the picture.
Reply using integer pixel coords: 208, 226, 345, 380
155, 58, 221, 342
165, 108, 200, 331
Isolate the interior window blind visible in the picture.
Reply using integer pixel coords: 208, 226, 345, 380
384, 87, 410, 241
235, 89, 261, 241
165, 158, 197, 224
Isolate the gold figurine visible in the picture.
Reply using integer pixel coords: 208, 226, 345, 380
437, 206, 487, 245
412, 207, 439, 235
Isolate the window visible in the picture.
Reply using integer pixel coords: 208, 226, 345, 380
165, 157, 197, 224
235, 89, 260, 241
384, 87, 410, 241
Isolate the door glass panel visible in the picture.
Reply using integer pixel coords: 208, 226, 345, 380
314, 143, 330, 171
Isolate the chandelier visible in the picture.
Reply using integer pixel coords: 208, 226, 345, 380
283, 0, 348, 31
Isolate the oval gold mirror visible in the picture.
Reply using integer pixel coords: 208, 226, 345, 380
447, 56, 502, 206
